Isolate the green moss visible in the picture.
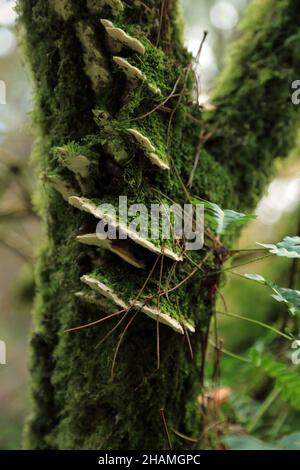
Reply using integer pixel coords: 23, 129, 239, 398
81, 262, 195, 326
20, 0, 300, 451
19, 0, 233, 450
129, 42, 174, 96
205, 0, 300, 210
87, 0, 124, 16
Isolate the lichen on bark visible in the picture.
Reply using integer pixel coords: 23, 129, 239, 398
19, 0, 300, 450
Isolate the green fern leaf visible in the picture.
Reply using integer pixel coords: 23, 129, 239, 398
193, 198, 256, 235
245, 274, 300, 315
249, 351, 300, 411
257, 236, 300, 258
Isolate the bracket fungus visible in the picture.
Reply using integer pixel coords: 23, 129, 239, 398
113, 57, 161, 95
69, 196, 183, 262
80, 274, 195, 335
77, 233, 145, 269
56, 147, 91, 179
81, 275, 128, 310
76, 22, 110, 94
43, 174, 76, 201
101, 20, 145, 55
113, 56, 145, 81
127, 128, 170, 170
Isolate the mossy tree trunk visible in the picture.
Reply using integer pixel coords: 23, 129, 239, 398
19, 0, 300, 449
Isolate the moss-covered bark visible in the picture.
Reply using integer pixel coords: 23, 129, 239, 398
19, 0, 300, 450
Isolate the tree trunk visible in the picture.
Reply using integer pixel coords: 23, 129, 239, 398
19, 0, 300, 450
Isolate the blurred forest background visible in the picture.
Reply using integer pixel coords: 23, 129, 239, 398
0, 0, 299, 449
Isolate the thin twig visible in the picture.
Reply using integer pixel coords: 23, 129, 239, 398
229, 247, 267, 253
95, 311, 130, 349
65, 309, 126, 333
133, 254, 162, 305
156, 0, 166, 47
183, 323, 194, 360
165, 261, 178, 301
163, 252, 210, 296
156, 248, 165, 370
217, 310, 293, 341
187, 131, 212, 189
216, 287, 228, 313
109, 255, 162, 378
172, 428, 198, 443
167, 30, 208, 148
224, 253, 273, 273
166, 32, 208, 202
130, 75, 182, 121
139, 252, 210, 307
160, 408, 173, 450
193, 31, 208, 105
110, 311, 139, 381
208, 339, 250, 363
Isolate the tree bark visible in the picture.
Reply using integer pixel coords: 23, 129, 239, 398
19, 0, 300, 449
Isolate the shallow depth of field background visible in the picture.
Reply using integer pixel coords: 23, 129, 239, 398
0, 0, 299, 449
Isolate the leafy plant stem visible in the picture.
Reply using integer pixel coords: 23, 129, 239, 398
230, 248, 268, 253
208, 339, 250, 363
217, 311, 293, 341
224, 254, 273, 273
247, 387, 281, 433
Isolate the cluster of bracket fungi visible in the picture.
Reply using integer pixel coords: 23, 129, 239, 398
46, 0, 196, 336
